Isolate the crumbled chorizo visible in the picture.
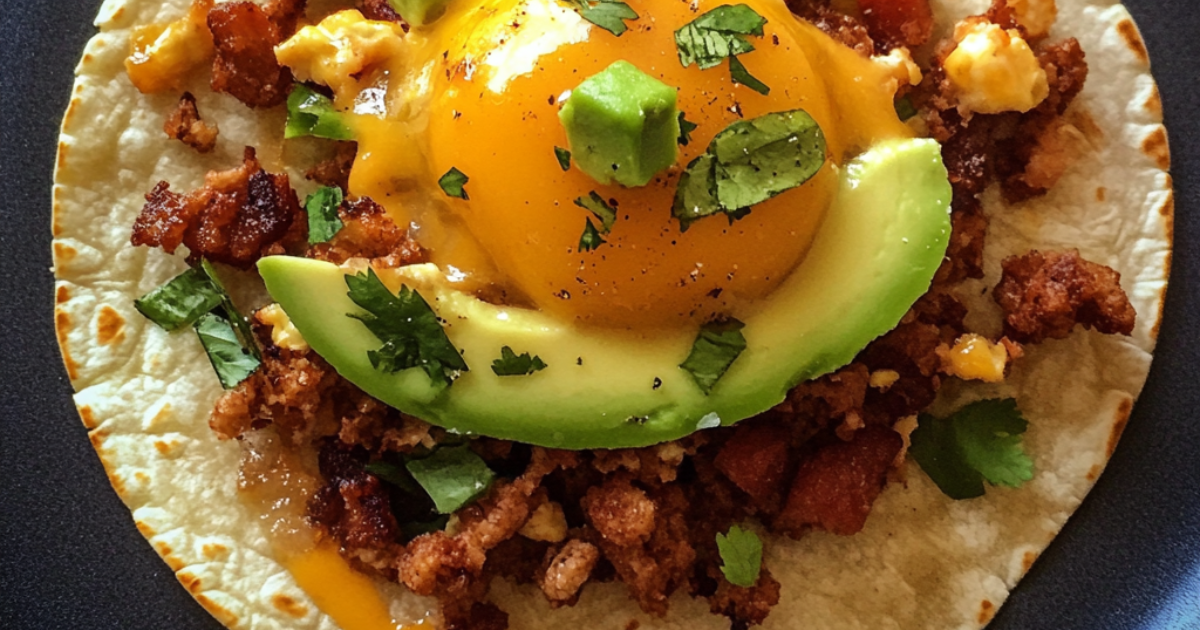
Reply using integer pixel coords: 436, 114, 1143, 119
706, 567, 783, 629
714, 421, 793, 508
358, 0, 406, 23
993, 249, 1136, 344
786, 0, 875, 56
164, 91, 218, 153
307, 439, 405, 574
539, 539, 601, 605
306, 196, 428, 269
774, 427, 902, 537
207, 2, 293, 108
858, 0, 934, 51
305, 141, 358, 191
131, 147, 303, 268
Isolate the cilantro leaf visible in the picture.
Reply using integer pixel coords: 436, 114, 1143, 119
716, 525, 762, 587
405, 445, 496, 514
200, 260, 261, 361
729, 55, 769, 95
675, 4, 767, 70
134, 267, 223, 331
578, 218, 607, 252
574, 191, 617, 232
365, 460, 422, 495
672, 109, 825, 229
194, 312, 261, 389
345, 268, 468, 386
909, 412, 985, 500
678, 112, 699, 146
438, 167, 470, 199
910, 398, 1033, 500
680, 319, 747, 394
491, 346, 548, 376
555, 146, 572, 171
285, 84, 353, 140
955, 399, 1034, 488
304, 186, 344, 244
894, 96, 918, 122
571, 0, 639, 36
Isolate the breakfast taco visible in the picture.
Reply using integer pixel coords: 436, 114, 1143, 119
52, 0, 1172, 628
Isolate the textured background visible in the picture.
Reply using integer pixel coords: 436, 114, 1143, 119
1, 1, 1197, 629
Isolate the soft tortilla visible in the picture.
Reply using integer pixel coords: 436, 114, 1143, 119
51, 0, 1173, 627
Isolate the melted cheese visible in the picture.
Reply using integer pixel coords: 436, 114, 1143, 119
283, 543, 422, 630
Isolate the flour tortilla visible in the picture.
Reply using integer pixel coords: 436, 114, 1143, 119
52, 0, 1172, 627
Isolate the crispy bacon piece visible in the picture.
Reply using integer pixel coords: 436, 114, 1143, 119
131, 147, 303, 268
207, 2, 292, 108
714, 421, 792, 508
774, 427, 902, 537
993, 249, 1136, 344
858, 0, 934, 50
164, 91, 219, 153
306, 196, 428, 268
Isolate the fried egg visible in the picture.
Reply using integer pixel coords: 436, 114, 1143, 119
278, 0, 914, 329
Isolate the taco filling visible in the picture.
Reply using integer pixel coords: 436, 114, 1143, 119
53, 0, 1169, 628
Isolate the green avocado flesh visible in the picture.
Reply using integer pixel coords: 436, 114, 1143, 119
258, 139, 951, 449
559, 60, 680, 187
387, 0, 450, 26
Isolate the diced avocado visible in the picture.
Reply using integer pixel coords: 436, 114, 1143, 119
387, 0, 451, 26
258, 139, 951, 449
559, 61, 679, 187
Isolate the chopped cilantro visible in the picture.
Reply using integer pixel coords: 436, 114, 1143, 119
134, 267, 223, 331
568, 0, 639, 36
678, 112, 699, 146
405, 445, 496, 514
574, 191, 617, 232
200, 260, 261, 362
672, 109, 826, 230
304, 186, 344, 244
675, 4, 767, 70
555, 146, 572, 171
491, 346, 548, 376
894, 96, 918, 122
715, 525, 762, 587
910, 398, 1034, 501
285, 84, 353, 140
578, 218, 607, 252
194, 312, 261, 389
438, 167, 470, 199
680, 319, 747, 394
345, 268, 469, 386
365, 460, 422, 495
729, 55, 769, 95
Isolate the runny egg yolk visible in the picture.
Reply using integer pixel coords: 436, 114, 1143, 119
340, 0, 911, 329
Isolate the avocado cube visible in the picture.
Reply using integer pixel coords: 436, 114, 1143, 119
387, 0, 451, 26
559, 61, 680, 188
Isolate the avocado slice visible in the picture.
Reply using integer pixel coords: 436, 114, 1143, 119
559, 60, 680, 187
258, 139, 951, 449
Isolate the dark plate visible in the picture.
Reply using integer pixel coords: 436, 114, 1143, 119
1, 2, 1197, 628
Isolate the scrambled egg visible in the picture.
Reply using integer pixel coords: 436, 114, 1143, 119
945, 20, 1049, 115
259, 304, 310, 352
940, 334, 1008, 383
274, 10, 406, 96
124, 0, 214, 93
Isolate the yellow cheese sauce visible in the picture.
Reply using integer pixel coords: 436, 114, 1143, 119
283, 544, 423, 630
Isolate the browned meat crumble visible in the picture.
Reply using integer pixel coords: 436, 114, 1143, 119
130, 147, 304, 268
164, 92, 219, 153
124, 1, 1141, 627
994, 249, 1137, 344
